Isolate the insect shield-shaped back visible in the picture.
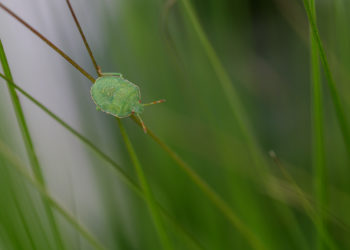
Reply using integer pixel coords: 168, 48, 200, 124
91, 74, 142, 118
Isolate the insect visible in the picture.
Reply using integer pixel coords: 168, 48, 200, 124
0, 2, 165, 134
91, 70, 165, 133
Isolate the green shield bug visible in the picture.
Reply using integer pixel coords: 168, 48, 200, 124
91, 70, 165, 133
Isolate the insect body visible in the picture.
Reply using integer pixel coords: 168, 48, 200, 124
91, 72, 165, 133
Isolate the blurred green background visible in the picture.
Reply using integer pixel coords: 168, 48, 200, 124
0, 0, 350, 249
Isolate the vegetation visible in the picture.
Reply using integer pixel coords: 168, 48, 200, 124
0, 0, 349, 249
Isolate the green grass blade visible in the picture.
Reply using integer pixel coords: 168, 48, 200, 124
308, 0, 327, 249
131, 116, 266, 250
2, 169, 37, 250
270, 152, 337, 250
116, 118, 173, 250
179, 0, 264, 169
0, 139, 105, 250
302, 0, 350, 158
0, 157, 54, 249
0, 39, 65, 250
0, 73, 204, 250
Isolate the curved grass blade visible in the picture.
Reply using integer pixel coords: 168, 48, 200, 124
302, 0, 350, 158
117, 118, 173, 250
178, 0, 264, 170
0, 40, 65, 250
0, 73, 205, 250
308, 0, 327, 249
0, 156, 56, 249
0, 164, 37, 250
0, 140, 106, 250
131, 116, 266, 250
269, 151, 337, 250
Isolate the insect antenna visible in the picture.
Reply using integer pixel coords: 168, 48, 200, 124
65, 0, 101, 77
143, 99, 166, 107
134, 114, 147, 133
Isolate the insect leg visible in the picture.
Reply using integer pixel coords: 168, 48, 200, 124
135, 113, 147, 133
142, 99, 166, 106
97, 66, 102, 76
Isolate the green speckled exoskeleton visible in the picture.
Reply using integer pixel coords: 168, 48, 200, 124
0, 1, 165, 134
91, 70, 165, 133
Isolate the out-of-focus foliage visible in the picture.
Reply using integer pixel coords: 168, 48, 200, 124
0, 0, 350, 249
